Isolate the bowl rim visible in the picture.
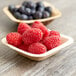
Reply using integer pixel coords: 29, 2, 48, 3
1, 34, 74, 57
3, 1, 62, 23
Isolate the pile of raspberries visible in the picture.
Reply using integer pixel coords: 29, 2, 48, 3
6, 21, 60, 54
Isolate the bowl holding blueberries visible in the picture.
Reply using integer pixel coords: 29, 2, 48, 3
3, 1, 61, 24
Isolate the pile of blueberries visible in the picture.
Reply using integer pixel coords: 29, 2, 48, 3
8, 1, 52, 20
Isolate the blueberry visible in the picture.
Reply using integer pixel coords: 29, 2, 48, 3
24, 8, 31, 15
8, 5, 15, 13
28, 16, 33, 20
14, 12, 21, 19
42, 11, 50, 18
20, 14, 28, 20
14, 8, 18, 12
45, 7, 52, 13
37, 7, 44, 12
22, 1, 36, 9
33, 11, 42, 19
18, 6, 25, 14
31, 9, 36, 15
22, 1, 28, 7
36, 2, 44, 8
26, 1, 36, 9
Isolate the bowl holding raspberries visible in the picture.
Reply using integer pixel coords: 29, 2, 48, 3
2, 21, 73, 61
3, 1, 61, 24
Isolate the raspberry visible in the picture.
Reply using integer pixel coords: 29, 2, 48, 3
42, 36, 60, 50
39, 40, 43, 43
28, 43, 47, 54
17, 23, 31, 34
18, 43, 28, 51
22, 28, 43, 45
32, 21, 49, 38
49, 30, 60, 37
6, 32, 22, 46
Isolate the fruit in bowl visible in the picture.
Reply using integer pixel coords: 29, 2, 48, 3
3, 1, 61, 24
6, 21, 61, 54
8, 1, 52, 20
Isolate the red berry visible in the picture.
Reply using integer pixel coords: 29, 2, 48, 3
28, 43, 47, 54
42, 36, 60, 50
22, 28, 43, 45
18, 43, 28, 51
49, 30, 60, 37
18, 23, 31, 34
39, 40, 43, 43
32, 21, 49, 38
6, 32, 22, 46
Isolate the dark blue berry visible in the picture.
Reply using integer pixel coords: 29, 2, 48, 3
18, 6, 25, 14
22, 1, 36, 9
14, 12, 21, 19
42, 11, 50, 18
14, 8, 18, 12
31, 9, 36, 15
37, 7, 44, 12
26, 1, 36, 9
28, 16, 33, 20
20, 14, 28, 20
22, 1, 28, 7
8, 5, 15, 13
45, 7, 52, 13
36, 2, 44, 8
33, 11, 42, 19
24, 8, 31, 15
